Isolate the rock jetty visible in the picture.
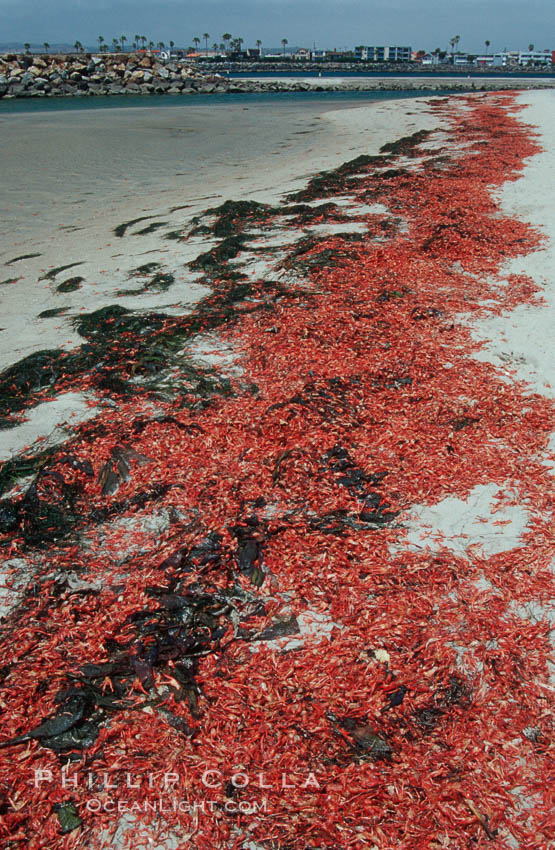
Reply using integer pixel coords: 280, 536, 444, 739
1, 52, 555, 99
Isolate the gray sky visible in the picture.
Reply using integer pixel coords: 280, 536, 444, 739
0, 0, 553, 52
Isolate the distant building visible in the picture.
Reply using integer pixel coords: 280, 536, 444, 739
325, 48, 355, 60
225, 48, 252, 60
311, 49, 327, 60
354, 45, 411, 62
187, 49, 224, 59
475, 55, 495, 66
516, 50, 552, 65
294, 48, 311, 60
492, 50, 552, 66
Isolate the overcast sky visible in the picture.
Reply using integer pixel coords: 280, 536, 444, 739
0, 0, 553, 52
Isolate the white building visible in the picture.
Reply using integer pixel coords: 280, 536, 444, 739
492, 50, 553, 66
354, 45, 411, 62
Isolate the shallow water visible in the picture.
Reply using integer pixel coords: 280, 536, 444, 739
0, 87, 456, 115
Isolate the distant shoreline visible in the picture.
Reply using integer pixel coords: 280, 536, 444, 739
1, 51, 555, 101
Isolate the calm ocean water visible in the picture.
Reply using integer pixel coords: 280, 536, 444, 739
0, 88, 463, 115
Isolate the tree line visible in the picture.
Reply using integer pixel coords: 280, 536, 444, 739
22, 33, 286, 55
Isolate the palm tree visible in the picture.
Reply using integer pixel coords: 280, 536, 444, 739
449, 35, 460, 61
120, 35, 127, 52
281, 38, 288, 55
24, 43, 31, 54
112, 38, 119, 53
212, 43, 218, 52
222, 33, 232, 52
134, 34, 140, 51
148, 40, 154, 51
43, 42, 50, 54
98, 35, 105, 53
236, 37, 244, 52
74, 40, 83, 53
169, 40, 175, 51
256, 39, 262, 55
528, 43, 534, 51
140, 35, 147, 50
193, 37, 200, 51
485, 39, 490, 55
158, 41, 165, 50
203, 32, 210, 50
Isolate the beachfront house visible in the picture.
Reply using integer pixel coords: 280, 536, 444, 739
475, 54, 495, 67
516, 49, 552, 66
492, 50, 553, 67
324, 48, 355, 61
354, 45, 412, 62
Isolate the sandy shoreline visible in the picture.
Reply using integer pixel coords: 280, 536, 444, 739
0, 95, 441, 375
0, 91, 553, 849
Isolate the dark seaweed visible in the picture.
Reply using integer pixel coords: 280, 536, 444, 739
193, 199, 275, 238
189, 236, 247, 271
6, 253, 41, 265
56, 276, 84, 293
379, 129, 432, 156
42, 262, 84, 280
0, 350, 68, 418
130, 262, 161, 277
135, 222, 169, 235
38, 307, 68, 318
113, 216, 153, 237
